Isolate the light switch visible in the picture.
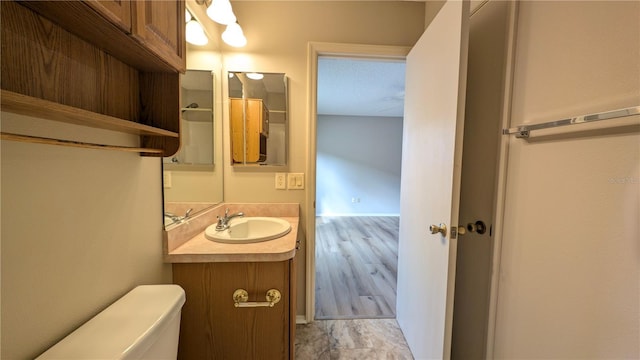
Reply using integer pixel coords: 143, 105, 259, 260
275, 173, 287, 189
163, 171, 172, 188
287, 173, 304, 190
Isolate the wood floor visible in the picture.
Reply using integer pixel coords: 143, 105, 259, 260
315, 216, 399, 319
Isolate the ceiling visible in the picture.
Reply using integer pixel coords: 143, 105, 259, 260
317, 57, 406, 118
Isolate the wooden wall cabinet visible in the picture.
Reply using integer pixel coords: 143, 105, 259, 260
230, 98, 269, 163
173, 259, 296, 360
0, 0, 185, 156
130, 0, 186, 72
85, 0, 133, 33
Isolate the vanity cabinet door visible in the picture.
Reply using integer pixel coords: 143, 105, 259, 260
173, 260, 294, 360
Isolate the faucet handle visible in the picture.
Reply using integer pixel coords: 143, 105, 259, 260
215, 215, 227, 231
224, 208, 230, 218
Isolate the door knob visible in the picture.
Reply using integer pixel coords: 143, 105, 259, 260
466, 220, 487, 235
429, 223, 447, 236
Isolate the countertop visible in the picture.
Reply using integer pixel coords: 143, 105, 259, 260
163, 203, 300, 263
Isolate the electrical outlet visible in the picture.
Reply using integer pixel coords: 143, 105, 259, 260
163, 171, 172, 188
287, 173, 304, 190
275, 173, 287, 189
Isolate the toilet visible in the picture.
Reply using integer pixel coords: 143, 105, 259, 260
36, 285, 186, 360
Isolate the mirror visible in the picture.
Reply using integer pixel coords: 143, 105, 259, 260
228, 72, 288, 166
162, 2, 224, 228
163, 67, 223, 227
165, 70, 214, 168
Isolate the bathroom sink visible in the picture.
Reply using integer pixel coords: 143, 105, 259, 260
205, 217, 291, 244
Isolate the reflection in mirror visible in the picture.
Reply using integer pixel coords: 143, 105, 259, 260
164, 70, 214, 168
163, 69, 220, 228
228, 72, 288, 166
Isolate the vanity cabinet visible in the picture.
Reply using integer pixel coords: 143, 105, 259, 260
1, 0, 185, 156
230, 98, 269, 163
173, 258, 296, 360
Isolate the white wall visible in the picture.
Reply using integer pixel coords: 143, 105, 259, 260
494, 1, 639, 358
221, 1, 425, 316
1, 113, 172, 359
316, 115, 402, 216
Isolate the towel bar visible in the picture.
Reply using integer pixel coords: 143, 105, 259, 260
502, 106, 639, 138
233, 288, 281, 308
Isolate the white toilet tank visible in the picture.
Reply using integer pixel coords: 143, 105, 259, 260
36, 285, 186, 360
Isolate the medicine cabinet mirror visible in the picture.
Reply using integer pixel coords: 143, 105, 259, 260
164, 69, 214, 168
163, 68, 222, 227
228, 71, 288, 167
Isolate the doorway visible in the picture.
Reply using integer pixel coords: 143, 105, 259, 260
306, 0, 511, 354
305, 43, 410, 323
314, 56, 405, 319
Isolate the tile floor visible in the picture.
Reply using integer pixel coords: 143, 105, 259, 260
295, 318, 414, 359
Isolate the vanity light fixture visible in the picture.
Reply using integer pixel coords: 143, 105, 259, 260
222, 22, 247, 48
185, 10, 208, 46
246, 72, 264, 80
195, 0, 247, 48
206, 0, 237, 25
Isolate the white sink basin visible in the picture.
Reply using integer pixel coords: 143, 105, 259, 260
205, 217, 291, 244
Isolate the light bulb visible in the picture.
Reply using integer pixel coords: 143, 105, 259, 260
222, 22, 247, 47
186, 20, 208, 46
206, 0, 237, 25
185, 9, 192, 22
246, 73, 264, 80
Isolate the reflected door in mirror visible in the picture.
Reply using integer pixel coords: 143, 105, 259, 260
228, 72, 287, 167
230, 98, 269, 163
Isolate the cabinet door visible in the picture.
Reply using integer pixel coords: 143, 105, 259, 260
131, 0, 185, 72
245, 99, 263, 162
85, 0, 132, 32
173, 261, 291, 360
230, 98, 245, 163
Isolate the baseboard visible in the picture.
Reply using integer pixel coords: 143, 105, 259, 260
296, 315, 308, 324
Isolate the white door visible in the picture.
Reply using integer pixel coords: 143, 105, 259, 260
396, 1, 469, 359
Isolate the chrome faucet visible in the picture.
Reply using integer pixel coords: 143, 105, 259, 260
165, 208, 193, 224
215, 208, 244, 230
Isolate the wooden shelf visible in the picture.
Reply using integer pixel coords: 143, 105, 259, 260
181, 108, 213, 112
1, 1, 183, 157
0, 132, 164, 154
1, 90, 179, 138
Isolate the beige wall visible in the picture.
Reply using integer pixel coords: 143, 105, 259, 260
1, 114, 172, 359
220, 1, 425, 316
494, 1, 639, 357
